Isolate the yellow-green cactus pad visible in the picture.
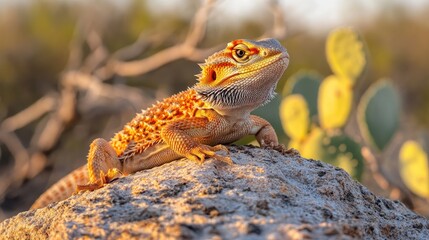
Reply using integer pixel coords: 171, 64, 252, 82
318, 75, 353, 130
288, 138, 302, 150
399, 140, 429, 198
326, 27, 366, 86
280, 94, 310, 140
300, 127, 326, 160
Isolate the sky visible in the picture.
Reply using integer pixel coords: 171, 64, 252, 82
0, 0, 428, 33
144, 0, 429, 33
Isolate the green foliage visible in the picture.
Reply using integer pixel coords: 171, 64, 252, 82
357, 80, 400, 151
29, 2, 75, 53
399, 140, 429, 198
127, 1, 153, 39
0, 1, 78, 111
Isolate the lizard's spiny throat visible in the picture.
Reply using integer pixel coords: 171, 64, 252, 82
195, 57, 287, 109
196, 81, 276, 109
197, 84, 246, 108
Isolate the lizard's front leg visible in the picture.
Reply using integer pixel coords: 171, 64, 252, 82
77, 138, 123, 191
161, 117, 232, 164
250, 115, 290, 153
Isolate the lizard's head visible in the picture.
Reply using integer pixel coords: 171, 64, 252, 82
194, 38, 289, 114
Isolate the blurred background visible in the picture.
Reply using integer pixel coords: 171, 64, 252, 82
0, 0, 428, 220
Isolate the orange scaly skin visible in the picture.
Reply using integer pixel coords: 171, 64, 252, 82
31, 38, 290, 209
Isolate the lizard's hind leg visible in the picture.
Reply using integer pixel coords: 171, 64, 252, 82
77, 138, 123, 191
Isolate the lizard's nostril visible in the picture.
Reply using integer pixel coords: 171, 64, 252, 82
261, 51, 268, 56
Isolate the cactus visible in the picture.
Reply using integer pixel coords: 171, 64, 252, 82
279, 94, 310, 141
299, 127, 326, 160
318, 75, 353, 130
298, 128, 363, 180
357, 80, 400, 151
282, 71, 321, 118
326, 27, 366, 86
278, 26, 429, 194
399, 140, 429, 198
279, 28, 365, 180
325, 134, 364, 180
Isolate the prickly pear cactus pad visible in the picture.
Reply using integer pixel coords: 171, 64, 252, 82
282, 71, 321, 118
318, 75, 353, 130
399, 140, 429, 198
326, 27, 366, 86
358, 80, 400, 151
280, 94, 310, 141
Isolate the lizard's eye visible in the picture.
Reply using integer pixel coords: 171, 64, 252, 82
232, 44, 250, 62
236, 49, 245, 58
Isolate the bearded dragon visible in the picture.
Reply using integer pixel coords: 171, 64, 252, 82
31, 38, 290, 209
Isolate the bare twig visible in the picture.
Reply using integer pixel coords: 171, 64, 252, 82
112, 32, 158, 60
62, 71, 147, 105
361, 147, 391, 190
264, 0, 287, 39
34, 89, 76, 152
0, 95, 57, 132
111, 0, 218, 77
361, 146, 413, 204
183, 0, 216, 47
81, 31, 109, 73
0, 131, 30, 198
113, 45, 186, 77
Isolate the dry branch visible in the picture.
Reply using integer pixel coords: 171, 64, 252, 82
0, 131, 30, 198
361, 146, 414, 207
111, 0, 218, 77
0, 95, 57, 133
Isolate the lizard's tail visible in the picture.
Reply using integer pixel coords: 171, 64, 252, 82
30, 165, 89, 210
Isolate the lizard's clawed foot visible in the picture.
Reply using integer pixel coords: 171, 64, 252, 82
76, 168, 123, 192
187, 144, 232, 165
263, 143, 300, 156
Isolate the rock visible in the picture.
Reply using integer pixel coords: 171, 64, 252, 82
0, 145, 428, 239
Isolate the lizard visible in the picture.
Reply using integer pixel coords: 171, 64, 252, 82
30, 38, 290, 209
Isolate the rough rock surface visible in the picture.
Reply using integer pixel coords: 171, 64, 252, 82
1, 145, 428, 239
